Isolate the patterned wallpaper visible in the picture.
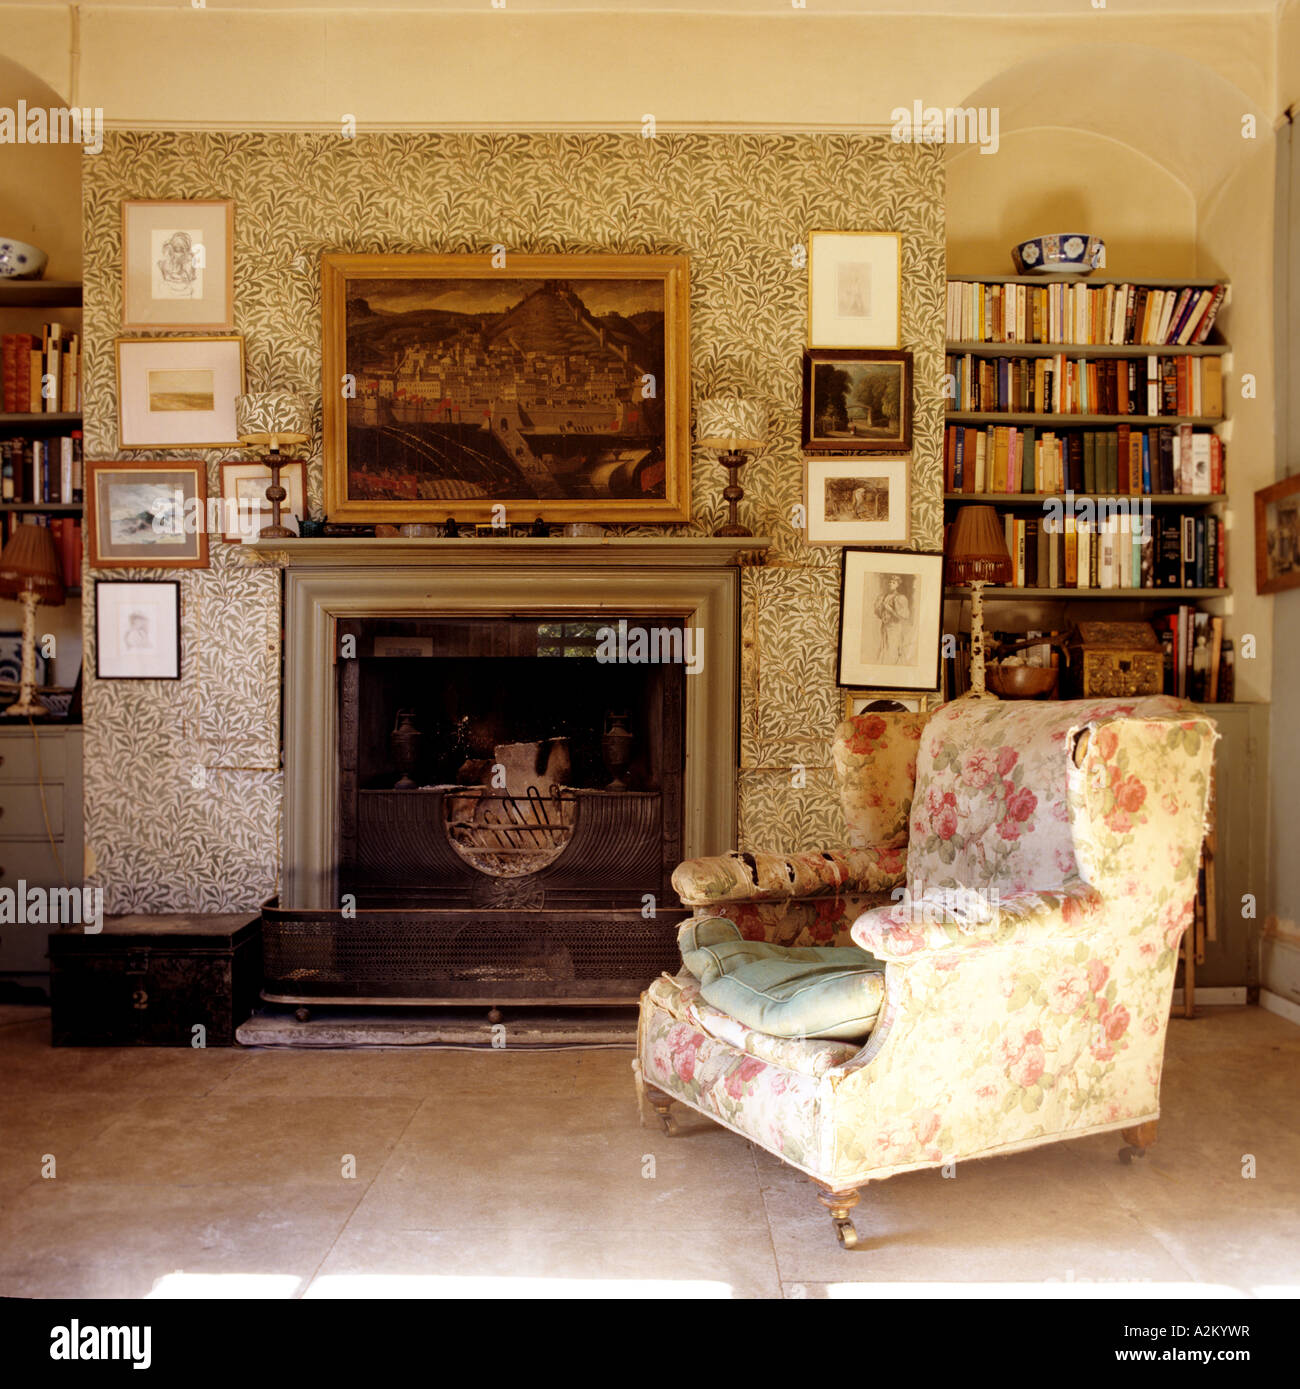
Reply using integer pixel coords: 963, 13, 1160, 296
80, 131, 944, 912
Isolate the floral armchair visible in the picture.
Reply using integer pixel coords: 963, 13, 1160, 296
634, 696, 1215, 1248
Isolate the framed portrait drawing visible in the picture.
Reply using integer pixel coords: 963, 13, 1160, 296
320, 252, 691, 524
837, 548, 944, 691
219, 460, 307, 542
94, 580, 181, 680
121, 200, 235, 331
86, 459, 209, 568
1255, 474, 1300, 595
116, 336, 245, 449
802, 349, 912, 454
808, 231, 901, 349
805, 456, 909, 546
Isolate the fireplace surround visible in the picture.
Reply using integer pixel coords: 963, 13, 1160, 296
245, 536, 765, 1005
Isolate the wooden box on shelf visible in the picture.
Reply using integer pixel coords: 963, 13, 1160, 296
1067, 620, 1164, 698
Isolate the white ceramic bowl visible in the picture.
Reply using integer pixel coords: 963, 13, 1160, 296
0, 237, 48, 280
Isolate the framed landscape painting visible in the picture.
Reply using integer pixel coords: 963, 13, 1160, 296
86, 459, 209, 568
115, 336, 245, 449
802, 349, 912, 453
805, 455, 909, 546
321, 252, 691, 523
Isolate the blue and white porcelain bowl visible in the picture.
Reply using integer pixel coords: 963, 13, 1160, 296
1011, 234, 1105, 276
0, 237, 48, 280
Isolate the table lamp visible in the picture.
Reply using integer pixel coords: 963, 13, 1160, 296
696, 396, 765, 538
0, 523, 65, 717
946, 504, 1012, 699
235, 390, 312, 539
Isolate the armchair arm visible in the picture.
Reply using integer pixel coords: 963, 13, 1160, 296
849, 882, 1104, 961
672, 846, 906, 908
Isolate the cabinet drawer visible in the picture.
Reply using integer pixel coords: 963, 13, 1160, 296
0, 784, 65, 839
0, 737, 66, 782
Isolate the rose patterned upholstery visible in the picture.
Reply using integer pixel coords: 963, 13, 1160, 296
634, 697, 1216, 1245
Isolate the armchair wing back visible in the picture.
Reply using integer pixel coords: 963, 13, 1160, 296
831, 711, 930, 849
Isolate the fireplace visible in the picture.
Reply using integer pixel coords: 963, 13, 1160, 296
255, 537, 757, 1006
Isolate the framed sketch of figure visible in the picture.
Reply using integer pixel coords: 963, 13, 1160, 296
121, 200, 235, 330
837, 548, 943, 691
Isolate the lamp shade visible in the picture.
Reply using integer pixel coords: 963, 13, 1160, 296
695, 396, 765, 450
946, 504, 1013, 585
235, 390, 312, 447
0, 522, 65, 605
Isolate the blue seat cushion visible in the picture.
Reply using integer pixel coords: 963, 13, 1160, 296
677, 916, 886, 1043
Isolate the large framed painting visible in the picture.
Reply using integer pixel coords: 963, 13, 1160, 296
837, 548, 944, 691
1255, 474, 1300, 595
321, 253, 691, 524
802, 349, 913, 453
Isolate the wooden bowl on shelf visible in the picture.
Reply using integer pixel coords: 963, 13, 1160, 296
986, 663, 1059, 700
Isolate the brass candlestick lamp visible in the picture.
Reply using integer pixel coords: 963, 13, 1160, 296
0, 523, 65, 718
696, 396, 765, 538
946, 504, 1012, 700
234, 390, 312, 539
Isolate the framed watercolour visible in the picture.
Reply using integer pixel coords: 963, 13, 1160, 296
803, 349, 912, 453
837, 548, 944, 691
219, 460, 307, 542
121, 200, 235, 330
94, 580, 181, 681
805, 456, 909, 546
86, 460, 209, 569
1254, 474, 1300, 595
116, 336, 245, 449
842, 691, 930, 718
320, 252, 691, 524
808, 231, 901, 349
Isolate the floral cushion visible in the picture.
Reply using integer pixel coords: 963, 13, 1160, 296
832, 711, 929, 849
907, 696, 1187, 894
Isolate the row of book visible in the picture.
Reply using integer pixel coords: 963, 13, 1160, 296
1, 326, 82, 415
945, 352, 1223, 418
946, 280, 1227, 348
942, 621, 1233, 703
1, 434, 84, 505
971, 512, 1226, 591
0, 514, 82, 588
944, 424, 1224, 497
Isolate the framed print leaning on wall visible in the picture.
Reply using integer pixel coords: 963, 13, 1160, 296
837, 548, 943, 691
121, 200, 234, 331
320, 252, 692, 524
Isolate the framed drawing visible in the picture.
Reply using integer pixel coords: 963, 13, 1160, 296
842, 690, 930, 718
94, 580, 181, 680
116, 336, 245, 449
219, 460, 307, 542
837, 548, 944, 691
1254, 474, 1300, 595
805, 456, 909, 546
803, 349, 912, 454
121, 199, 235, 330
808, 231, 901, 349
320, 252, 691, 524
86, 459, 209, 568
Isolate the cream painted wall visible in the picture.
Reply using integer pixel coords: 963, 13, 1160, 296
947, 130, 1198, 279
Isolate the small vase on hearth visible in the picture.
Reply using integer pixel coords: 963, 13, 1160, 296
601, 711, 635, 791
390, 709, 423, 789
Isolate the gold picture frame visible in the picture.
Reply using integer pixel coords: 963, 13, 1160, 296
121, 199, 235, 331
842, 690, 932, 719
321, 252, 692, 524
1255, 473, 1300, 596
115, 335, 245, 449
808, 231, 902, 350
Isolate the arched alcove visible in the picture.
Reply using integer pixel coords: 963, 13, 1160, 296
0, 56, 82, 281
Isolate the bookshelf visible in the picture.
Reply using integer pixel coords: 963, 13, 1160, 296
944, 273, 1232, 702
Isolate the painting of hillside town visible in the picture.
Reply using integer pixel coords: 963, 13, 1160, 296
321, 256, 690, 521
